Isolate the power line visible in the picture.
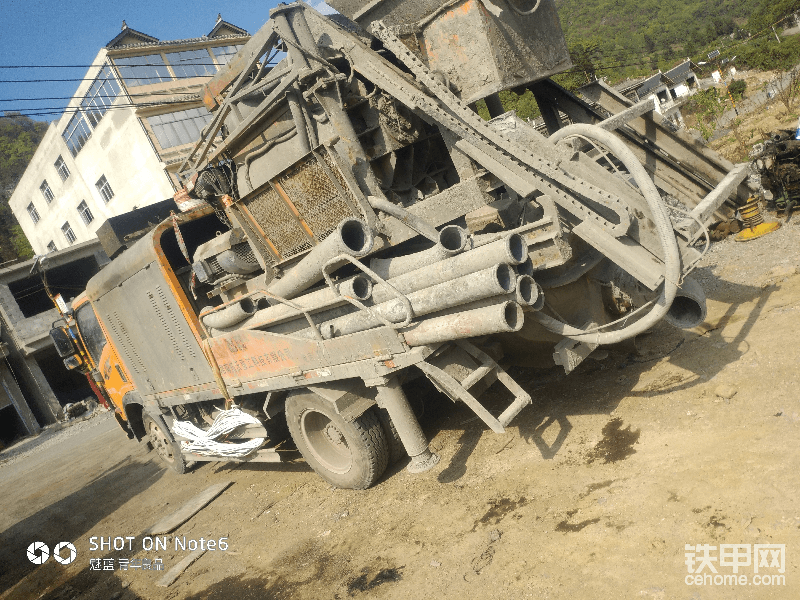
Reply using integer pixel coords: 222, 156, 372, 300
0, 62, 239, 69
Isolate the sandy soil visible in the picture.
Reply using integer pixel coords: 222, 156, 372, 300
2, 217, 800, 600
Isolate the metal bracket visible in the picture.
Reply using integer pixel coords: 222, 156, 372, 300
321, 254, 414, 329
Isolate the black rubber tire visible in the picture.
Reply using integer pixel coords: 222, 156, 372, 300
376, 407, 407, 465
143, 414, 186, 474
285, 392, 389, 489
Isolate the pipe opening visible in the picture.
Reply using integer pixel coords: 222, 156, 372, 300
531, 284, 545, 311
240, 297, 256, 315
496, 264, 515, 292
256, 297, 271, 310
340, 219, 369, 253
439, 225, 468, 253
504, 302, 523, 330
517, 275, 534, 303
507, 234, 526, 264
350, 276, 372, 300
665, 295, 705, 329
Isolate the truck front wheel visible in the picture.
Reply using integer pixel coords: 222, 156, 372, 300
143, 414, 186, 474
285, 392, 389, 489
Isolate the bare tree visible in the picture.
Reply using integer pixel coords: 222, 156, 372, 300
773, 67, 800, 115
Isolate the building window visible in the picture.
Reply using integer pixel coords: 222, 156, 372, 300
54, 155, 70, 181
96, 175, 114, 203
61, 222, 77, 245
211, 45, 244, 66
63, 111, 93, 157
47, 241, 57, 253
165, 49, 217, 79
147, 107, 214, 149
114, 54, 172, 87
27, 203, 40, 224
40, 180, 54, 204
61, 64, 122, 156
81, 65, 121, 127
77, 200, 94, 225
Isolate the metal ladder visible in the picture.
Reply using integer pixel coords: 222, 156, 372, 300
416, 340, 532, 434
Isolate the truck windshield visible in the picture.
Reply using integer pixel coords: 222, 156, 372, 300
75, 304, 107, 364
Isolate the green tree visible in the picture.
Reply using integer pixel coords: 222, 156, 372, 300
0, 112, 47, 261
687, 88, 724, 141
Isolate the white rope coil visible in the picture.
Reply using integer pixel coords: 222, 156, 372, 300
172, 407, 265, 458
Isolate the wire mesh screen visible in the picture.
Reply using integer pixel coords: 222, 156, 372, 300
242, 184, 312, 260
240, 149, 360, 261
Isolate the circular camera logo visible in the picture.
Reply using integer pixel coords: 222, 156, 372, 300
53, 542, 77, 565
27, 542, 49, 565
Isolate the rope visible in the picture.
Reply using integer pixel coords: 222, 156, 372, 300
172, 406, 265, 458
171, 212, 198, 300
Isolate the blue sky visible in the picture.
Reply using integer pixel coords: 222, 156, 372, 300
0, 0, 332, 121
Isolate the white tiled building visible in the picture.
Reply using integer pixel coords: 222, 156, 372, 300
10, 16, 249, 254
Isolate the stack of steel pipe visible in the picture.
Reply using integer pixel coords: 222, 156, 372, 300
210, 222, 545, 345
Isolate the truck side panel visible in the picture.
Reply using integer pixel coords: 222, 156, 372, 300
93, 262, 215, 396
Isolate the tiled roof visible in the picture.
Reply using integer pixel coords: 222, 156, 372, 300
637, 73, 666, 96
208, 19, 248, 38
106, 25, 159, 48
106, 17, 248, 50
107, 33, 248, 51
664, 60, 697, 84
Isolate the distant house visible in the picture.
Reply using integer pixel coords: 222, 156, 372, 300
615, 59, 701, 128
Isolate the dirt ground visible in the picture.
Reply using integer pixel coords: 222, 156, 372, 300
2, 216, 800, 600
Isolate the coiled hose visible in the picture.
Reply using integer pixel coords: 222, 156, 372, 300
531, 123, 681, 345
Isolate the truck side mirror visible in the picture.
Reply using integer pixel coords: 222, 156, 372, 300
64, 355, 84, 370
50, 327, 77, 358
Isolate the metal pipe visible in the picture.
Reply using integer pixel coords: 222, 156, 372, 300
201, 298, 256, 329
337, 276, 372, 302
211, 275, 372, 334
516, 276, 544, 311
367, 195, 440, 242
369, 225, 469, 280
403, 301, 524, 347
370, 233, 526, 305
213, 233, 525, 336
663, 276, 706, 329
376, 378, 439, 473
311, 263, 516, 339
267, 218, 373, 299
427, 275, 542, 313
286, 88, 311, 155
515, 256, 534, 277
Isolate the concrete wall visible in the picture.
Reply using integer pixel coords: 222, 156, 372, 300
0, 240, 107, 426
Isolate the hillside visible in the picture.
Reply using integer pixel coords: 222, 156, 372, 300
0, 112, 48, 261
554, 0, 760, 85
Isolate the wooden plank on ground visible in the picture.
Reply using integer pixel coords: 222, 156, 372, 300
147, 481, 232, 535
156, 548, 207, 587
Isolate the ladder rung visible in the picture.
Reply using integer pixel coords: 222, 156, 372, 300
498, 396, 532, 428
461, 364, 494, 390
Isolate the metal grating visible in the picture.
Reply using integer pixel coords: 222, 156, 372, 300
232, 241, 257, 265
146, 286, 196, 362
243, 184, 312, 260
107, 311, 146, 374
278, 153, 358, 242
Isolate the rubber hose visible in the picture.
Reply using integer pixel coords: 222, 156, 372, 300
532, 123, 681, 345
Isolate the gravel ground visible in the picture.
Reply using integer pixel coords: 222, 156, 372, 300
0, 411, 113, 468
